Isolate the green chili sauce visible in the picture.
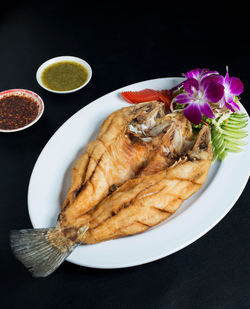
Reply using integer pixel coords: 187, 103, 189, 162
41, 61, 89, 91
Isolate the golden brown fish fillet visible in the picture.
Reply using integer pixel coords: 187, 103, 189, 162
10, 103, 194, 277
82, 126, 212, 244
60, 105, 192, 229
59, 101, 165, 228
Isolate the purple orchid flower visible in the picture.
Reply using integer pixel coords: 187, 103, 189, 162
175, 73, 224, 125
218, 67, 244, 112
170, 68, 219, 93
183, 68, 219, 81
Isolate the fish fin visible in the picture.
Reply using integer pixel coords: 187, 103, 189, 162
10, 228, 78, 277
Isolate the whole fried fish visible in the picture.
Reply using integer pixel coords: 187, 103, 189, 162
10, 102, 204, 278
83, 126, 212, 244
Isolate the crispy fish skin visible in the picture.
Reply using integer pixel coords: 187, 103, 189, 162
10, 103, 205, 278
59, 104, 191, 230
82, 126, 212, 244
59, 101, 167, 228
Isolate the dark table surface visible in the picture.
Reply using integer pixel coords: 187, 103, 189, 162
1, 2, 249, 309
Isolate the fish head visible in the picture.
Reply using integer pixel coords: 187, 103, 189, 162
127, 101, 169, 137
128, 103, 194, 158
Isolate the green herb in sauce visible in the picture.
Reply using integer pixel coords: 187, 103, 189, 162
41, 61, 89, 91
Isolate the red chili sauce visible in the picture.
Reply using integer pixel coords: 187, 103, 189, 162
0, 94, 39, 130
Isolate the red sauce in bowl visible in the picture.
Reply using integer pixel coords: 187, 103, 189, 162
0, 93, 40, 130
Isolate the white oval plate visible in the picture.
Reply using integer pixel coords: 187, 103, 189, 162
28, 77, 250, 269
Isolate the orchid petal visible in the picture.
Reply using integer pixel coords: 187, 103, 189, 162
200, 70, 219, 81
225, 101, 236, 112
229, 77, 244, 95
201, 75, 222, 91
202, 70, 218, 75
183, 68, 200, 79
203, 81, 224, 103
225, 97, 241, 112
183, 68, 206, 79
183, 68, 219, 81
227, 96, 234, 104
231, 101, 241, 112
202, 74, 224, 87
184, 103, 202, 125
175, 94, 192, 104
183, 78, 199, 94
200, 102, 215, 119
230, 101, 241, 112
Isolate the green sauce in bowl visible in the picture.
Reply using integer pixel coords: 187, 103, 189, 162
41, 61, 89, 91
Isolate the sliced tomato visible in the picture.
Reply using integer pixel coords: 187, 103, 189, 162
121, 88, 172, 110
121, 89, 159, 104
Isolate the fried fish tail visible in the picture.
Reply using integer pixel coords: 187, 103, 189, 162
10, 226, 88, 277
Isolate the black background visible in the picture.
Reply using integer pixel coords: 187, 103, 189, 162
0, 2, 249, 308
